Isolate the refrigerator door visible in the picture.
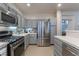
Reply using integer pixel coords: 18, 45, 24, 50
37, 21, 44, 46
37, 20, 50, 47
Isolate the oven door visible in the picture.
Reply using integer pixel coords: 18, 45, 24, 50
9, 37, 24, 56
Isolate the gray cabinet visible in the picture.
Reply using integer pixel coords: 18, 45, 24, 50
0, 3, 8, 11
54, 38, 62, 56
62, 42, 79, 56
29, 34, 37, 44
54, 38, 79, 56
24, 20, 37, 28
24, 34, 30, 49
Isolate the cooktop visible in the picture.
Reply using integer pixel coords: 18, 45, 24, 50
0, 36, 24, 44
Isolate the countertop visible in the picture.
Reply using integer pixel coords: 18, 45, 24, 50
66, 30, 79, 33
55, 36, 79, 49
12, 33, 37, 36
0, 42, 8, 49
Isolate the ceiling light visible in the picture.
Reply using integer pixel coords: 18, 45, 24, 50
6, 11, 10, 14
58, 3, 62, 7
27, 3, 31, 7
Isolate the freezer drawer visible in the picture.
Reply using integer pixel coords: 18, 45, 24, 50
37, 38, 50, 47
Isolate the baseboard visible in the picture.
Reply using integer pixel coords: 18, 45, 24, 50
29, 44, 37, 45
50, 44, 54, 45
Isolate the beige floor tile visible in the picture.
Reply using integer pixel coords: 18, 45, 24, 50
24, 45, 54, 56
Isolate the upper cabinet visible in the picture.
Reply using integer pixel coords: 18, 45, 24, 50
0, 3, 8, 12
24, 20, 37, 28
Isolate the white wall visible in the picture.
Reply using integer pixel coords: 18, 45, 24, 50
56, 9, 62, 35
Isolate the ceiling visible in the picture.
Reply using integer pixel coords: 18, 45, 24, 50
15, 3, 79, 15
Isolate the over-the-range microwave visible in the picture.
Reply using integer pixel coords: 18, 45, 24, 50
0, 12, 18, 26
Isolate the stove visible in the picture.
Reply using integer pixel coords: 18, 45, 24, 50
0, 36, 24, 44
0, 31, 25, 56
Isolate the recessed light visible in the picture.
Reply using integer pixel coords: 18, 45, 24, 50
27, 3, 31, 7
57, 3, 62, 7
6, 11, 10, 14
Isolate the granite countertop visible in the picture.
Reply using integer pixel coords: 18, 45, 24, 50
55, 36, 79, 49
12, 33, 37, 36
0, 42, 8, 49
66, 30, 79, 33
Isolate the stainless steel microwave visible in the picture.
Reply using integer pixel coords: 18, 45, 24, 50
0, 12, 18, 26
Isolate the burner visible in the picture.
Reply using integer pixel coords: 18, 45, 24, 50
0, 36, 23, 43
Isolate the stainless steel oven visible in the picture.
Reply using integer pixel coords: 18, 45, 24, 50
8, 37, 24, 56
0, 31, 24, 56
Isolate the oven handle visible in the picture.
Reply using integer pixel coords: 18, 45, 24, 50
10, 40, 24, 50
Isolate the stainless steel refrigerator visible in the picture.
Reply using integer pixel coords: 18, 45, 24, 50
37, 20, 50, 47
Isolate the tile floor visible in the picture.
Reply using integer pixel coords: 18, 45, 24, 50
24, 45, 54, 56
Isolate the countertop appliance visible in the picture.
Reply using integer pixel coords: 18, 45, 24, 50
0, 31, 24, 56
37, 20, 50, 47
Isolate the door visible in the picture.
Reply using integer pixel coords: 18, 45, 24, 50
37, 21, 44, 46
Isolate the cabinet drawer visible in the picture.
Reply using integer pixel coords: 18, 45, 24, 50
54, 39, 62, 47
54, 43, 62, 52
54, 51, 58, 56
54, 47, 62, 56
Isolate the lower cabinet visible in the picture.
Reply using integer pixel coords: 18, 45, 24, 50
54, 38, 62, 56
24, 34, 30, 49
62, 42, 79, 56
54, 38, 79, 56
22, 33, 37, 49
29, 34, 37, 44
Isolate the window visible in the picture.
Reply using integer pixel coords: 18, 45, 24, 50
62, 19, 69, 32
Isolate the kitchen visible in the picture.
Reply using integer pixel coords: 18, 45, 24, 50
0, 3, 79, 56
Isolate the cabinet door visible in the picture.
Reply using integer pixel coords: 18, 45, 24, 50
24, 34, 29, 49
54, 38, 62, 56
0, 4, 8, 11
29, 34, 37, 44
62, 42, 79, 56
